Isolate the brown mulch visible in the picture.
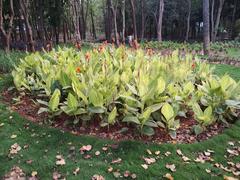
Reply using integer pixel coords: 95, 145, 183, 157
1, 89, 228, 144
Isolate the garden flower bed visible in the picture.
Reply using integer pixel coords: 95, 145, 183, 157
9, 45, 240, 142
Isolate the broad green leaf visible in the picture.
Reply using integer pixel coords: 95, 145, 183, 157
161, 103, 174, 121
204, 106, 212, 117
89, 89, 104, 107
72, 80, 88, 104
123, 116, 141, 125
157, 77, 165, 94
142, 126, 155, 136
108, 107, 117, 125
67, 93, 78, 109
88, 106, 105, 114
49, 89, 61, 112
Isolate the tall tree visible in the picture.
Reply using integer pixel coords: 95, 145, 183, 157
212, 0, 225, 42
129, 0, 137, 40
157, 0, 164, 41
122, 0, 125, 42
185, 0, 191, 41
0, 0, 14, 51
19, 0, 35, 51
140, 0, 145, 40
110, 0, 119, 45
230, 0, 237, 38
71, 0, 81, 43
36, 0, 45, 42
211, 0, 215, 41
203, 0, 210, 55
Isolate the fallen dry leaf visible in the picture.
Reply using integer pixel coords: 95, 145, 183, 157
182, 156, 191, 162
123, 171, 131, 178
227, 149, 239, 156
166, 164, 176, 172
31, 171, 37, 177
92, 174, 105, 180
9, 143, 21, 155
131, 173, 137, 179
3, 166, 25, 180
84, 154, 91, 159
102, 146, 108, 151
205, 169, 211, 173
204, 151, 211, 156
73, 167, 80, 176
223, 175, 238, 180
232, 171, 240, 176
113, 171, 121, 178
176, 149, 183, 156
10, 134, 17, 139
107, 166, 113, 173
228, 142, 235, 146
146, 149, 152, 155
56, 155, 65, 166
95, 151, 100, 156
111, 158, 122, 164
141, 164, 148, 169
52, 171, 61, 180
80, 145, 92, 153
236, 163, 240, 169
165, 151, 171, 157
143, 157, 156, 165
164, 173, 174, 180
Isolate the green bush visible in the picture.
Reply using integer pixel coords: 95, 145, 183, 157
12, 46, 240, 136
0, 50, 26, 73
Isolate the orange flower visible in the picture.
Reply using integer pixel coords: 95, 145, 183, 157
76, 67, 81, 73
103, 40, 108, 45
147, 48, 154, 56
85, 52, 91, 61
75, 42, 81, 50
98, 45, 105, 53
192, 63, 196, 69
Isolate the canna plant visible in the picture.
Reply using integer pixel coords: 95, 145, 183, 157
12, 45, 240, 137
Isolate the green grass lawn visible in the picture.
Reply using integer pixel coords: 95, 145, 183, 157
0, 64, 240, 179
227, 48, 240, 59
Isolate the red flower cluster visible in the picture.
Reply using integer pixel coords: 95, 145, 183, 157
75, 42, 81, 50
85, 52, 91, 62
147, 48, 154, 56
76, 67, 81, 73
192, 63, 196, 70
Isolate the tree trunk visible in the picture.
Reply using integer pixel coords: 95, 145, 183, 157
185, 0, 191, 41
157, 0, 164, 41
0, 0, 14, 52
210, 0, 215, 41
72, 0, 81, 43
140, 0, 145, 40
122, 0, 125, 42
110, 0, 119, 46
90, 7, 96, 39
63, 22, 66, 43
129, 0, 137, 40
105, 0, 112, 41
37, 0, 45, 42
230, 0, 237, 39
212, 0, 225, 42
19, 0, 35, 52
203, 0, 210, 55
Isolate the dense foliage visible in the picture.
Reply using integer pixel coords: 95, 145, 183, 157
12, 46, 240, 137
142, 41, 240, 53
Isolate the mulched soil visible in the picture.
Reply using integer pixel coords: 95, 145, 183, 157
1, 89, 229, 144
